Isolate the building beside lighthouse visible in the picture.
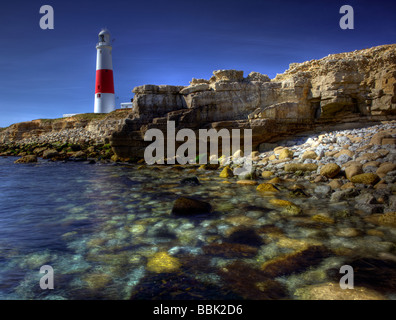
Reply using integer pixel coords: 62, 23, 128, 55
94, 29, 115, 113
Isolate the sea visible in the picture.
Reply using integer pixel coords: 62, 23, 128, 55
0, 156, 395, 300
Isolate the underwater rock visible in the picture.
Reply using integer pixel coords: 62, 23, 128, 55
180, 176, 200, 186
327, 257, 396, 294
83, 273, 112, 290
311, 214, 335, 224
14, 155, 37, 163
225, 227, 264, 247
218, 261, 288, 300
294, 282, 386, 300
261, 245, 331, 277
365, 211, 396, 227
236, 180, 258, 186
129, 269, 242, 300
269, 198, 302, 215
171, 197, 212, 216
256, 183, 279, 193
202, 242, 258, 258
267, 177, 284, 184
146, 252, 181, 273
198, 163, 220, 170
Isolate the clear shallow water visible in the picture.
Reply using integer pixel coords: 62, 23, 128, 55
0, 157, 395, 300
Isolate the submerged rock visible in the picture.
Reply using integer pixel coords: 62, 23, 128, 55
261, 245, 331, 277
256, 183, 279, 193
218, 261, 288, 300
202, 242, 258, 258
146, 252, 181, 273
269, 198, 302, 215
328, 257, 396, 295
365, 211, 396, 227
225, 227, 264, 247
171, 197, 212, 216
294, 282, 386, 300
180, 176, 200, 186
14, 155, 37, 164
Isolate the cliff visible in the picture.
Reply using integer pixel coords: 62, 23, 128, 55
111, 44, 396, 159
1, 44, 395, 161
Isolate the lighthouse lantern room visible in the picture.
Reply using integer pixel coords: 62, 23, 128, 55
94, 29, 115, 113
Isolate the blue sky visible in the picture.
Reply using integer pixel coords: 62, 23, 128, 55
0, 0, 395, 127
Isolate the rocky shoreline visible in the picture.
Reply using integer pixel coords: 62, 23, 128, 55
1, 120, 396, 300
4, 119, 395, 222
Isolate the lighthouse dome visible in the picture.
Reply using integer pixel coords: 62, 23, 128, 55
98, 29, 111, 45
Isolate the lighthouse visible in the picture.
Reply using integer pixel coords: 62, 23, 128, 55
94, 29, 115, 113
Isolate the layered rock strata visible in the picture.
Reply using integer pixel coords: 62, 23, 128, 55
111, 44, 396, 159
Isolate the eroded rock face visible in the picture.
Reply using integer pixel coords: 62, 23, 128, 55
1, 45, 395, 160
110, 44, 396, 160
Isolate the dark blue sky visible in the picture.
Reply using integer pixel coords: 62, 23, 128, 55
0, 0, 395, 127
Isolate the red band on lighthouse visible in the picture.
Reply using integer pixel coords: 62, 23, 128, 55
95, 69, 114, 94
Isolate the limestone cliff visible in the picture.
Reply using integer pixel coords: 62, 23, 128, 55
1, 44, 395, 160
111, 44, 396, 159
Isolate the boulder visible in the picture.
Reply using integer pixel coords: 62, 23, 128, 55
269, 198, 302, 215
256, 183, 279, 193
261, 245, 330, 277
345, 164, 363, 180
278, 148, 294, 160
14, 155, 38, 164
377, 163, 396, 176
213, 69, 244, 82
219, 166, 234, 178
284, 163, 318, 172
171, 197, 212, 216
320, 163, 341, 178
42, 149, 59, 159
301, 150, 317, 160
146, 252, 181, 273
350, 173, 380, 185
246, 72, 271, 82
294, 282, 386, 300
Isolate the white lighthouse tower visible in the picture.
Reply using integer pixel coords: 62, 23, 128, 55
94, 29, 115, 113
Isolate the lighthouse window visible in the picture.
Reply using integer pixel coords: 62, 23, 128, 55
100, 35, 105, 42
97, 94, 101, 98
